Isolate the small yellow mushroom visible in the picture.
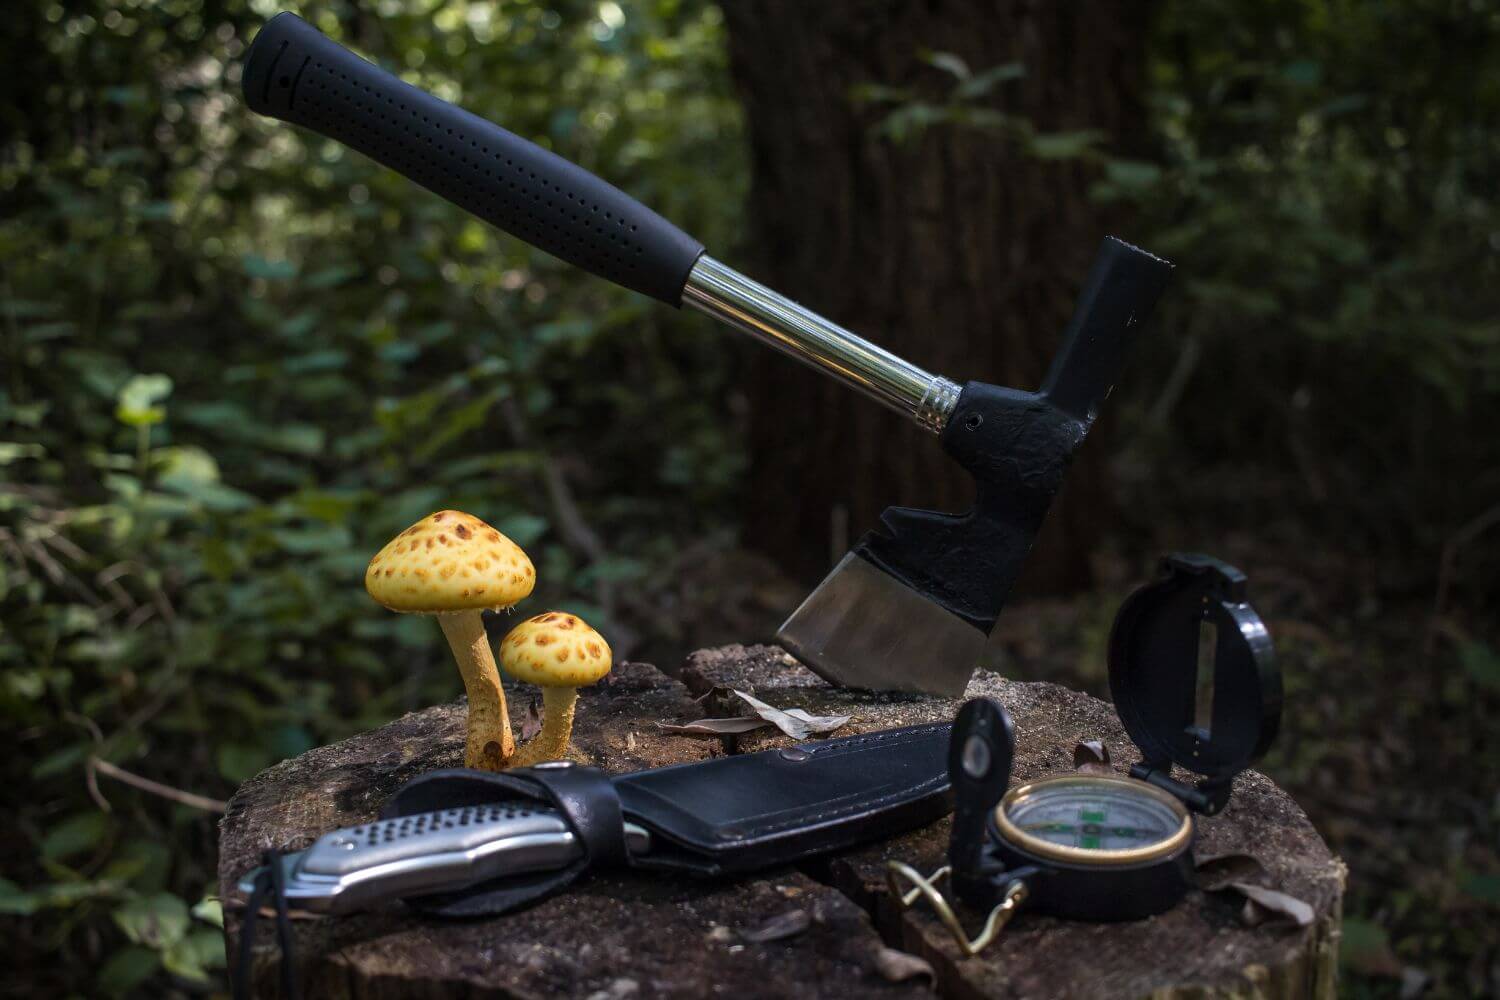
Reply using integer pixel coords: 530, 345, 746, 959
500, 612, 612, 766
365, 510, 535, 771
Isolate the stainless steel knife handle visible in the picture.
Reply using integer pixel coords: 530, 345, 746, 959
239, 802, 650, 915
242, 13, 961, 435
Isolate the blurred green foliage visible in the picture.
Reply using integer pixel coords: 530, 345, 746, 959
3, 0, 1497, 995
1121, 0, 1500, 568
1, 0, 742, 992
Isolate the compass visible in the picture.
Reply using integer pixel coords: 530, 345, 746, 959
890, 553, 1280, 952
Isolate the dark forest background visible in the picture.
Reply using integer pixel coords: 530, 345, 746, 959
2, 0, 1497, 995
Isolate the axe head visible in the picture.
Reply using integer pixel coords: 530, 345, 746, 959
777, 237, 1173, 695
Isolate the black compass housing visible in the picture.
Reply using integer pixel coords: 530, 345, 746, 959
948, 553, 1280, 923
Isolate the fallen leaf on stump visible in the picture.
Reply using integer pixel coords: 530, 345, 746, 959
732, 690, 851, 740
657, 717, 772, 736
1229, 882, 1315, 927
519, 699, 543, 742
1195, 852, 1269, 892
741, 908, 811, 943
1073, 739, 1113, 775
1194, 853, 1313, 926
872, 946, 935, 986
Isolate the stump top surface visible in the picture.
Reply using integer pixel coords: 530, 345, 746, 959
220, 648, 1342, 999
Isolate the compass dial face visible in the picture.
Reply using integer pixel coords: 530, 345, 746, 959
996, 775, 1192, 865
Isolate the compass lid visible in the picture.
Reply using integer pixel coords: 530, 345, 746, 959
1108, 553, 1280, 796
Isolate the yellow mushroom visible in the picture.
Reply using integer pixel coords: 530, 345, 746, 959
500, 612, 612, 766
365, 510, 535, 771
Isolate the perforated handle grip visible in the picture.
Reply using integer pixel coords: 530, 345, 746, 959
242, 13, 705, 305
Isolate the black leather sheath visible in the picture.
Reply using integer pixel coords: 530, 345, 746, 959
380, 722, 952, 916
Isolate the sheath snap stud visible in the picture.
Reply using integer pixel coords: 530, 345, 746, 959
778, 747, 811, 763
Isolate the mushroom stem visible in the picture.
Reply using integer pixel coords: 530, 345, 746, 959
511, 687, 579, 767
438, 612, 513, 770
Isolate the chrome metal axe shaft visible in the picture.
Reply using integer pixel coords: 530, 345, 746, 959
243, 14, 1173, 695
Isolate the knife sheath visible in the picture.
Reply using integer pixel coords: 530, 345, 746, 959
380, 722, 952, 916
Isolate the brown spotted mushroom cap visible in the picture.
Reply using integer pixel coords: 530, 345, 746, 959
500, 612, 612, 687
365, 510, 535, 613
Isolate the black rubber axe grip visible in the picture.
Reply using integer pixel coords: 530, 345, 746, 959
242, 13, 705, 305
858, 237, 1173, 633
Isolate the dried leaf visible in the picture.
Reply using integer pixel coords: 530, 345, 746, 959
657, 717, 773, 736
872, 946, 935, 986
1073, 739, 1112, 775
519, 699, 543, 742
1195, 852, 1268, 892
1226, 882, 1314, 927
221, 898, 325, 921
731, 690, 851, 740
690, 684, 731, 704
741, 908, 810, 943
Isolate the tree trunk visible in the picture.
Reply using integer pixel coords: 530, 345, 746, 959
722, 1, 1153, 591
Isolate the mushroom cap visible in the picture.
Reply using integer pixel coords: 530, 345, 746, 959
500, 612, 612, 687
365, 510, 535, 613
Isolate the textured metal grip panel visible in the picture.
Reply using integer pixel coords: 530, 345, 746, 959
298, 802, 569, 876
243, 13, 704, 305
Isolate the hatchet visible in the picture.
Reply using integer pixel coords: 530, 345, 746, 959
243, 14, 1174, 696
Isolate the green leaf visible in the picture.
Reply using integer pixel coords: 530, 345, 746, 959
583, 557, 648, 583
497, 513, 549, 546
921, 50, 970, 80
107, 839, 172, 892
849, 83, 914, 106
875, 102, 951, 143
284, 349, 350, 374
115, 374, 173, 428
1459, 642, 1500, 691
241, 254, 298, 280
273, 523, 354, 555
154, 445, 219, 487
102, 85, 148, 106
41, 812, 109, 862
1104, 159, 1164, 189
32, 743, 89, 780
0, 878, 121, 913
1027, 130, 1106, 160
1339, 918, 1398, 976
155, 448, 258, 512
162, 928, 225, 982
302, 265, 361, 290
953, 61, 1025, 100
113, 893, 190, 948
0, 878, 37, 916
216, 743, 272, 783
256, 423, 326, 456
1463, 873, 1500, 906
191, 897, 225, 929
266, 724, 315, 759
98, 945, 159, 995
0, 442, 46, 464
1281, 59, 1322, 87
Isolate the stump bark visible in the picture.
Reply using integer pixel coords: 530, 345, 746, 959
220, 649, 1344, 999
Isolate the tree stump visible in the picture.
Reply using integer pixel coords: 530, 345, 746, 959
220, 649, 1344, 999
